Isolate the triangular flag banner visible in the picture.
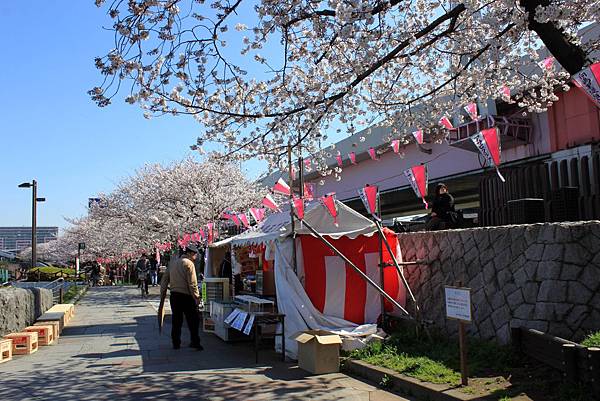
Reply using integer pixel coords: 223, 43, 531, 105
319, 193, 339, 226
207, 222, 214, 244
501, 86, 511, 100
231, 215, 241, 227
471, 127, 505, 182
336, 154, 343, 167
303, 183, 315, 200
539, 56, 554, 71
358, 184, 379, 217
221, 211, 233, 220
238, 214, 250, 228
273, 177, 291, 196
412, 129, 424, 144
262, 194, 280, 211
391, 140, 400, 153
572, 62, 600, 108
183, 233, 191, 243
293, 197, 305, 220
464, 103, 478, 121
199, 229, 206, 240
249, 207, 266, 223
304, 158, 312, 170
349, 152, 357, 164
439, 116, 454, 130
403, 165, 428, 208
368, 147, 378, 161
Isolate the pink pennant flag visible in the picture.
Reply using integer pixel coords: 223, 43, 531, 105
238, 213, 250, 228
262, 194, 280, 211
439, 116, 455, 130
501, 86, 511, 100
231, 215, 241, 227
412, 129, 424, 144
249, 207, 266, 223
303, 183, 315, 200
391, 140, 400, 153
572, 62, 600, 108
471, 127, 505, 182
539, 56, 555, 71
464, 103, 478, 121
207, 222, 214, 243
304, 158, 312, 170
273, 177, 291, 196
199, 229, 206, 240
358, 184, 379, 217
336, 154, 343, 167
349, 152, 357, 164
293, 197, 305, 220
183, 233, 191, 244
403, 165, 429, 208
368, 147, 378, 161
221, 211, 233, 220
319, 193, 339, 226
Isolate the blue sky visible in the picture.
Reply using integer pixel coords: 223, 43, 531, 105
0, 2, 266, 230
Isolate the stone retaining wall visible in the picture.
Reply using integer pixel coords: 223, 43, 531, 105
398, 221, 600, 343
0, 287, 53, 337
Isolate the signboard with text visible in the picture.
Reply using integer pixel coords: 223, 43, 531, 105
444, 286, 472, 322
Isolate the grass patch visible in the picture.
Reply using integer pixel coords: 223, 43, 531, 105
63, 285, 86, 303
349, 328, 515, 386
581, 331, 600, 347
31, 266, 76, 275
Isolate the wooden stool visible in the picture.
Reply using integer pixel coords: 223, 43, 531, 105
47, 304, 75, 324
36, 312, 65, 332
35, 321, 60, 340
24, 325, 54, 346
0, 339, 12, 364
3, 332, 38, 355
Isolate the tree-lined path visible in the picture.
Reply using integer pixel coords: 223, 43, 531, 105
0, 287, 411, 401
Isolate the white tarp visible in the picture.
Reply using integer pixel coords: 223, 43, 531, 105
273, 238, 377, 359
230, 200, 376, 247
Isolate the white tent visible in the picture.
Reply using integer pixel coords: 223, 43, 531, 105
208, 200, 392, 358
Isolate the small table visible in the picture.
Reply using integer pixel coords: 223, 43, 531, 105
252, 313, 285, 363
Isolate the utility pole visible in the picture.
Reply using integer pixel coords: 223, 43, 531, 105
32, 179, 37, 273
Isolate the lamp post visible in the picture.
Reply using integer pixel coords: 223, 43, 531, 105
18, 180, 45, 275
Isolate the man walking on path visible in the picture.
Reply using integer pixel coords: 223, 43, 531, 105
136, 254, 150, 295
160, 245, 203, 350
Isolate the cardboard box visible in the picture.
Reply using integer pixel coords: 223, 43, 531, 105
292, 330, 342, 374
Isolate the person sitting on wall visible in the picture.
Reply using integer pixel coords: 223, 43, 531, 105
426, 183, 460, 230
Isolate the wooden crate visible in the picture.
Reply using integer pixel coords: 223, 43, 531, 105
24, 325, 54, 346
3, 332, 38, 355
0, 339, 12, 364
36, 312, 65, 332
35, 321, 60, 339
47, 304, 74, 324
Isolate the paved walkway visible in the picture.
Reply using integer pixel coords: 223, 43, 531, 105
1, 286, 414, 401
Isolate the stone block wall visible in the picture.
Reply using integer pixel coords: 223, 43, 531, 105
397, 221, 600, 343
0, 287, 53, 337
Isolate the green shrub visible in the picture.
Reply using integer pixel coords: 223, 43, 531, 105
581, 331, 600, 347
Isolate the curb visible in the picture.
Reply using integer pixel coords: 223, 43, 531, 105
343, 359, 480, 401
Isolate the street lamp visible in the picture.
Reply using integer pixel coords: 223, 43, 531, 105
18, 180, 45, 273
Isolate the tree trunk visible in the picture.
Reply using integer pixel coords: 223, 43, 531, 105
520, 0, 588, 74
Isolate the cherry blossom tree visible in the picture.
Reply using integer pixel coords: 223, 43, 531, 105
91, 0, 599, 171
54, 157, 262, 260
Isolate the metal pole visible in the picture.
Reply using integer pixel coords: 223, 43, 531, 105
32, 180, 38, 277
288, 143, 298, 274
299, 216, 411, 317
377, 192, 385, 324
373, 219, 418, 308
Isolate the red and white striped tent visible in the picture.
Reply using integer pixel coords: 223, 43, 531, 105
226, 200, 406, 357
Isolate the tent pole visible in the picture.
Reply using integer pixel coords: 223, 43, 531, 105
288, 143, 298, 275
377, 192, 385, 326
299, 216, 412, 318
373, 220, 419, 313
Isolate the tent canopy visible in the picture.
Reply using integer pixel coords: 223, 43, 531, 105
229, 200, 376, 247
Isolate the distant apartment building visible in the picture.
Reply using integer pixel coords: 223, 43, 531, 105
0, 227, 59, 251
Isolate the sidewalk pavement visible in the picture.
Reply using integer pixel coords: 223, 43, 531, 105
0, 286, 415, 401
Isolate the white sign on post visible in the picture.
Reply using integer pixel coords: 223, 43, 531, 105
444, 286, 472, 322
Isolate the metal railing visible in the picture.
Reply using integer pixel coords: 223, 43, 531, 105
45, 277, 66, 304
